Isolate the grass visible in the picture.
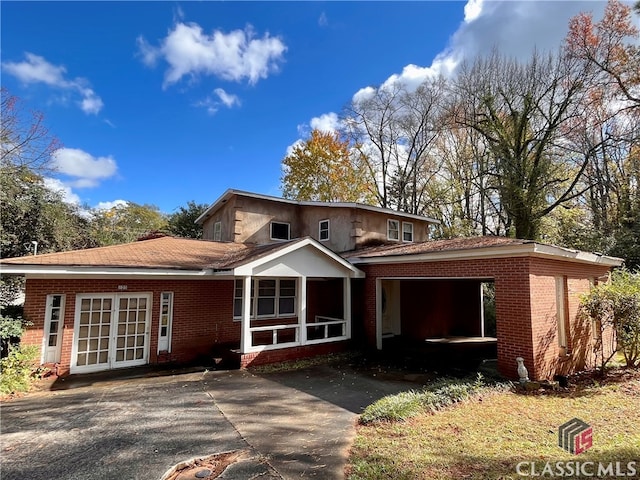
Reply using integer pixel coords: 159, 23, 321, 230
347, 368, 640, 480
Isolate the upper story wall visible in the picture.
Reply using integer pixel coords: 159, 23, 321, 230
201, 193, 434, 252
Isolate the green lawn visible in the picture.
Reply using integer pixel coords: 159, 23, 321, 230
347, 369, 640, 480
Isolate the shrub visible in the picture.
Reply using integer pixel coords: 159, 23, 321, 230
0, 344, 40, 395
359, 375, 488, 424
580, 268, 640, 370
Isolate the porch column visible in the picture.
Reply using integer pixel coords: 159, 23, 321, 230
344, 277, 351, 339
298, 276, 307, 344
240, 276, 252, 353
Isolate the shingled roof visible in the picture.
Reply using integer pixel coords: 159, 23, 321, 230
0, 236, 291, 271
342, 236, 529, 259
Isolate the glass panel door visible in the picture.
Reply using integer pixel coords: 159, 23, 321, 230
114, 295, 148, 367
75, 296, 112, 370
73, 293, 151, 373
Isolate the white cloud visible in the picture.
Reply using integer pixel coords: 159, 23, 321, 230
318, 12, 328, 27
1, 53, 104, 115
137, 22, 287, 88
464, 0, 483, 23
94, 199, 128, 211
214, 88, 240, 108
43, 177, 81, 205
195, 88, 241, 115
309, 112, 341, 133
51, 147, 118, 188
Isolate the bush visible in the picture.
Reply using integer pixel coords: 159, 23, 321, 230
359, 375, 488, 424
0, 344, 40, 395
580, 269, 640, 370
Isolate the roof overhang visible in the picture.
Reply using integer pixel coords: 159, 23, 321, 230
1, 238, 365, 280
348, 242, 624, 267
0, 265, 217, 280
195, 188, 440, 225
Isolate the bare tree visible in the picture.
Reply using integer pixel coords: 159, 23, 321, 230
453, 50, 591, 239
342, 77, 446, 214
1, 88, 61, 174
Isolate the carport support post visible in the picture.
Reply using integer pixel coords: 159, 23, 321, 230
344, 277, 351, 339
240, 276, 252, 353
298, 276, 307, 344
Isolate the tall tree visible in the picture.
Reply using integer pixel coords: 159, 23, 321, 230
90, 202, 168, 246
565, 0, 640, 109
167, 201, 208, 239
454, 50, 590, 239
343, 77, 446, 214
281, 129, 375, 203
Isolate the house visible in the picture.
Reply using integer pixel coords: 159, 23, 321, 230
0, 189, 623, 380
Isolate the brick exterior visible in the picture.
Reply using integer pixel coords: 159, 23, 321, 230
238, 341, 349, 368
357, 257, 613, 380
22, 278, 238, 376
21, 255, 614, 380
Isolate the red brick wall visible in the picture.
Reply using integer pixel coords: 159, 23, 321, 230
400, 280, 482, 339
527, 258, 612, 379
22, 278, 237, 375
239, 341, 349, 368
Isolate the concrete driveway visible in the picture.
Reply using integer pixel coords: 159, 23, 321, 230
1, 362, 416, 480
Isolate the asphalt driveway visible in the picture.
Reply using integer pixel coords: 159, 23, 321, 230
1, 362, 416, 479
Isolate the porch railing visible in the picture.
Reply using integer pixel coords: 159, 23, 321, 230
305, 316, 348, 344
249, 324, 299, 351
245, 316, 348, 352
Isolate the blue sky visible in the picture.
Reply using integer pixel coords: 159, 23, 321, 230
1, 1, 614, 214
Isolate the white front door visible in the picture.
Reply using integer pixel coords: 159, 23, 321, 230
72, 293, 151, 373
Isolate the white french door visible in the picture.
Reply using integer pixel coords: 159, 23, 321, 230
71, 293, 152, 373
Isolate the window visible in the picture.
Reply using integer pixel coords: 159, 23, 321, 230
213, 222, 222, 241
402, 222, 414, 242
257, 279, 276, 317
234, 278, 297, 320
319, 219, 330, 241
270, 221, 290, 240
387, 219, 400, 241
158, 292, 173, 352
43, 294, 65, 363
556, 276, 569, 355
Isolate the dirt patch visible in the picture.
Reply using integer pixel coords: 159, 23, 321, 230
161, 450, 248, 480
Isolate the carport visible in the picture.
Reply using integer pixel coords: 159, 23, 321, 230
376, 277, 497, 368
344, 237, 621, 380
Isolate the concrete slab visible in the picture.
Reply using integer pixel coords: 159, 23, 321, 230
1, 362, 417, 480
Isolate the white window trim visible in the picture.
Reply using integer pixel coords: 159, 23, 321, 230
41, 294, 65, 364
213, 221, 222, 241
387, 219, 400, 241
319, 219, 330, 241
556, 276, 570, 355
402, 222, 414, 242
234, 278, 297, 321
158, 292, 174, 353
270, 221, 291, 241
